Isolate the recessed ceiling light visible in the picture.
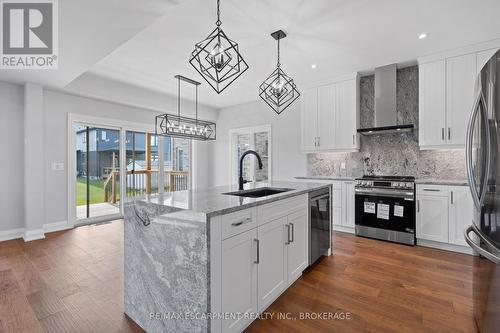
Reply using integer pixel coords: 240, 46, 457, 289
418, 33, 428, 40
311, 64, 317, 69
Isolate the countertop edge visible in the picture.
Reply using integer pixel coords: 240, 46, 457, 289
206, 183, 332, 218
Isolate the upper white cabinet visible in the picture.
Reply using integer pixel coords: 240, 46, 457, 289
300, 74, 359, 152
301, 88, 318, 151
419, 60, 447, 148
446, 53, 477, 146
418, 42, 500, 149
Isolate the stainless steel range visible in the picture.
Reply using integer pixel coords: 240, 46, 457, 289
354, 175, 416, 245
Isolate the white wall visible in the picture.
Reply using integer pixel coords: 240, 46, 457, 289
212, 100, 306, 187
0, 82, 24, 232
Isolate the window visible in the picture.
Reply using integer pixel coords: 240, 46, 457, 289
230, 125, 271, 185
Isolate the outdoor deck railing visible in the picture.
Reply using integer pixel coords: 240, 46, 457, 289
103, 170, 189, 203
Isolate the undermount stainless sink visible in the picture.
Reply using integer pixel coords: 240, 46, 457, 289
223, 187, 294, 198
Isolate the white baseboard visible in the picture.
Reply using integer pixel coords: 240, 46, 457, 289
417, 239, 476, 255
44, 220, 71, 233
332, 225, 355, 234
23, 228, 45, 242
0, 228, 25, 242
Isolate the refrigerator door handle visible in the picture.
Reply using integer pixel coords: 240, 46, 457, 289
466, 90, 489, 209
464, 225, 500, 264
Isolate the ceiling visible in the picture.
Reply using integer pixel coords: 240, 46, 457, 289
0, 0, 179, 87
4, 0, 500, 109
89, 0, 500, 109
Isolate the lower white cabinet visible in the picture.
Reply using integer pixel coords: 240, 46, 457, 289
286, 210, 309, 282
448, 186, 473, 246
341, 181, 356, 228
221, 229, 258, 333
416, 184, 473, 251
257, 217, 288, 312
216, 194, 314, 333
331, 180, 355, 232
416, 193, 449, 243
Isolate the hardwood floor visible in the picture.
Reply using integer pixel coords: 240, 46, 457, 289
0, 221, 476, 333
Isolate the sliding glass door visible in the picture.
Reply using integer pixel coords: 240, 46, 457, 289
75, 124, 121, 222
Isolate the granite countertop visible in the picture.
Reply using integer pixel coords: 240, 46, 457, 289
128, 181, 330, 218
415, 179, 469, 186
295, 176, 357, 181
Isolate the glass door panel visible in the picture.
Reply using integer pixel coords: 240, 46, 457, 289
75, 124, 120, 221
163, 136, 190, 192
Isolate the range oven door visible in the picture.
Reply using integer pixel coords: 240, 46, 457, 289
355, 189, 415, 234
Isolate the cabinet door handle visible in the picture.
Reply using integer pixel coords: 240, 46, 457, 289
352, 134, 355, 145
317, 137, 320, 147
290, 223, 294, 243
231, 217, 252, 227
451, 191, 454, 204
417, 200, 420, 212
253, 238, 260, 264
448, 128, 451, 141
442, 128, 445, 141
285, 224, 291, 245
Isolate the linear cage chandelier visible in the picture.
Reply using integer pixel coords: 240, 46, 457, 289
155, 75, 216, 141
259, 30, 300, 115
189, 0, 249, 94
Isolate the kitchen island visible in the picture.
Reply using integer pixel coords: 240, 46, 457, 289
124, 181, 331, 333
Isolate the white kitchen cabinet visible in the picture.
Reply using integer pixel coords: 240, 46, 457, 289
419, 60, 447, 148
317, 84, 337, 150
286, 210, 309, 282
416, 187, 449, 243
300, 88, 318, 151
418, 44, 500, 150
336, 79, 359, 150
446, 53, 477, 146
448, 186, 473, 246
300, 74, 359, 152
221, 228, 258, 333
256, 216, 288, 312
341, 181, 356, 228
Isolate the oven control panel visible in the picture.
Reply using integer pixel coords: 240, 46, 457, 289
355, 179, 414, 189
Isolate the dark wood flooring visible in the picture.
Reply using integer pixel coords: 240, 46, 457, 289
0, 221, 476, 333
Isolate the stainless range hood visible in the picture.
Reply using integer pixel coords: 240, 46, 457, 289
357, 64, 414, 135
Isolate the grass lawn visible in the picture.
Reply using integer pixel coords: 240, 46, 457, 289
76, 177, 120, 206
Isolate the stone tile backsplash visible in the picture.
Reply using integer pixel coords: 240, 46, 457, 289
307, 66, 467, 181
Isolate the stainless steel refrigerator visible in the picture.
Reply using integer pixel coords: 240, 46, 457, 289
464, 49, 500, 333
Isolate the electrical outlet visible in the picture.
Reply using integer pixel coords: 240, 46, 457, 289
51, 162, 64, 171
341, 162, 346, 169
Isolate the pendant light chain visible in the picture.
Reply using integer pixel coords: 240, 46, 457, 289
277, 37, 281, 68
216, 0, 221, 26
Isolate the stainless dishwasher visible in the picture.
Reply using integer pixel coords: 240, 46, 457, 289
309, 187, 331, 265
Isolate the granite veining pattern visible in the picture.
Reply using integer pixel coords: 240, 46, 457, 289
307, 66, 467, 183
124, 200, 209, 333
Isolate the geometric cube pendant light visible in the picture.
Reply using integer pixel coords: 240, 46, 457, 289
259, 30, 300, 115
189, 0, 249, 94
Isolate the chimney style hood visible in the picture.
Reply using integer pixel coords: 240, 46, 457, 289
357, 64, 414, 135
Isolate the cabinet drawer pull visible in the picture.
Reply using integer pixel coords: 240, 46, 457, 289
290, 223, 294, 243
442, 128, 445, 141
253, 239, 260, 264
422, 188, 440, 192
451, 191, 454, 204
231, 217, 252, 227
